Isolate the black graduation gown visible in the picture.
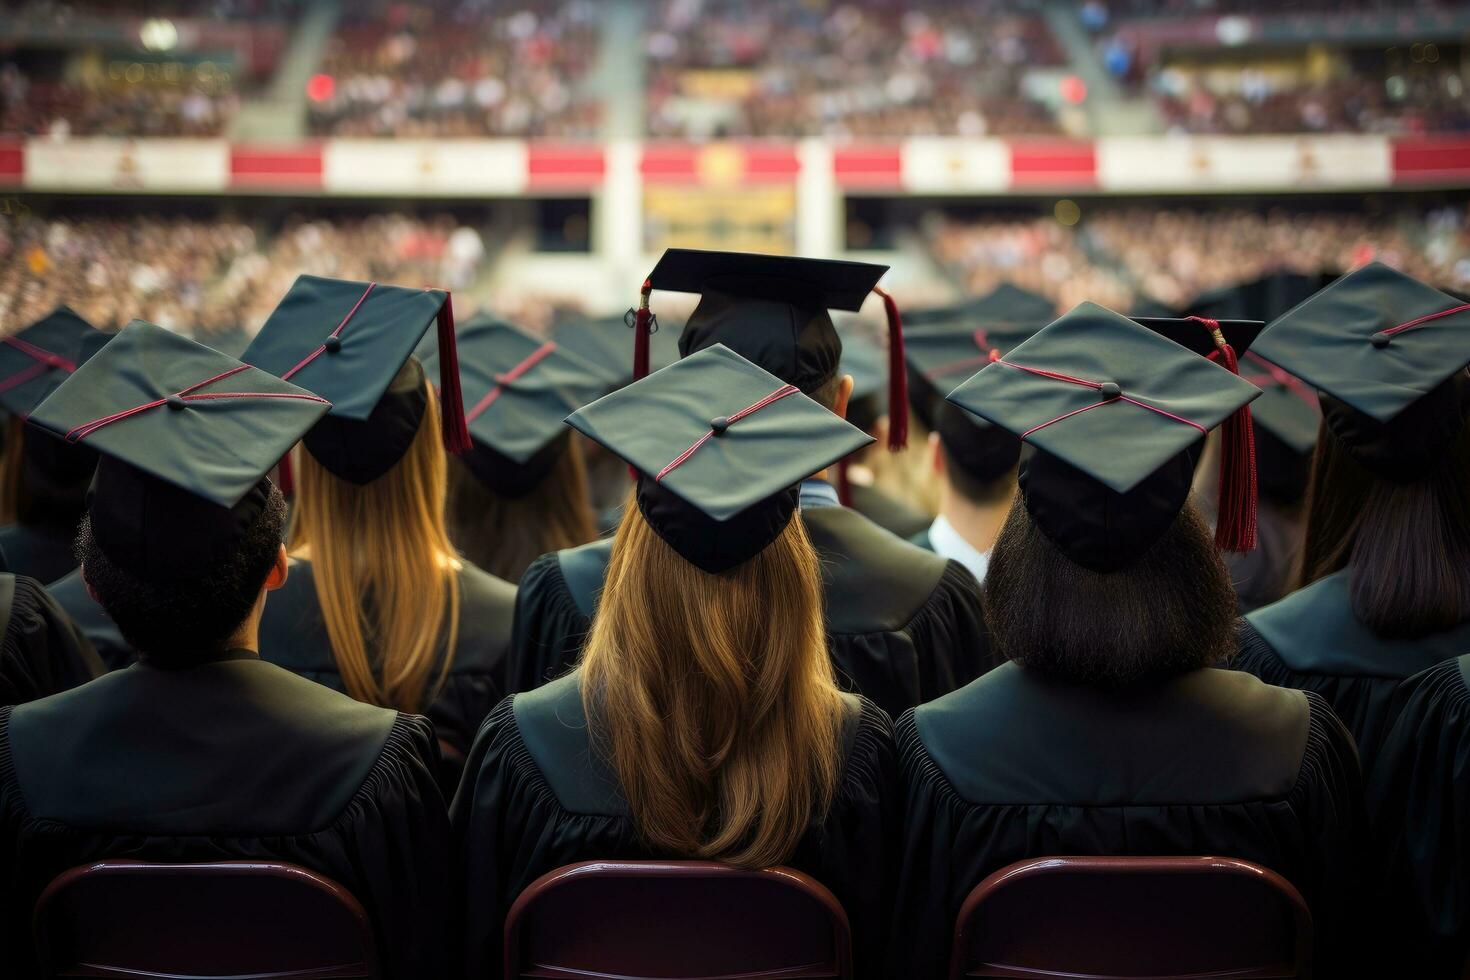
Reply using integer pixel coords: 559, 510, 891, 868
1234, 569, 1470, 776
1224, 500, 1302, 613
0, 523, 78, 585
0, 574, 102, 705
0, 654, 450, 979
505, 506, 992, 718
451, 672, 899, 980
45, 568, 134, 670
258, 558, 516, 782
847, 483, 931, 540
1368, 655, 1470, 974
892, 663, 1365, 980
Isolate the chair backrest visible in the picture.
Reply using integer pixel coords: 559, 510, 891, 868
33, 860, 379, 979
504, 860, 852, 980
951, 856, 1312, 980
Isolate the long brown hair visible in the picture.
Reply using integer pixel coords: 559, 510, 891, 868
580, 500, 845, 868
1298, 420, 1470, 639
288, 377, 461, 713
446, 439, 597, 582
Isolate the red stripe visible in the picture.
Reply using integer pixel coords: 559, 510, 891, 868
0, 140, 21, 184
655, 384, 800, 482
1009, 140, 1097, 188
833, 145, 903, 188
1392, 137, 1470, 184
281, 281, 375, 381
230, 143, 323, 188
999, 360, 1206, 438
640, 143, 799, 185
465, 341, 557, 422
526, 144, 605, 189
1382, 302, 1470, 337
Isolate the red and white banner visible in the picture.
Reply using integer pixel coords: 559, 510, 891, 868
1, 135, 1466, 195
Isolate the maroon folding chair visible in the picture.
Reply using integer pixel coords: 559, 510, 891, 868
504, 860, 852, 979
33, 860, 379, 979
950, 856, 1313, 980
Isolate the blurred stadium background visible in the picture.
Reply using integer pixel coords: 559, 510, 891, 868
0, 0, 1467, 348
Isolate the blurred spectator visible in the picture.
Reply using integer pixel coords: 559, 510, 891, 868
645, 0, 1065, 139
306, 0, 601, 138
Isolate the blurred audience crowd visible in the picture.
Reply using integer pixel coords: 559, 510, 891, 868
645, 0, 1064, 139
0, 213, 488, 346
305, 0, 601, 139
926, 203, 1470, 312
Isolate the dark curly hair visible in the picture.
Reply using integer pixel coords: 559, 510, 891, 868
984, 499, 1238, 688
76, 484, 287, 665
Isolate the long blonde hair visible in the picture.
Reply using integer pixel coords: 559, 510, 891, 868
288, 378, 461, 713
581, 500, 845, 868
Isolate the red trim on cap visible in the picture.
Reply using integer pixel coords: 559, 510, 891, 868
924, 328, 1004, 380
465, 340, 558, 423
632, 279, 655, 382
655, 383, 800, 482
0, 336, 79, 397
65, 365, 329, 443
1381, 302, 1470, 338
281, 281, 376, 381
872, 285, 908, 451
999, 360, 1208, 439
1242, 351, 1318, 407
1187, 317, 1256, 554
433, 293, 472, 454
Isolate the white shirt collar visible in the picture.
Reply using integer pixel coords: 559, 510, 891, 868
928, 514, 990, 583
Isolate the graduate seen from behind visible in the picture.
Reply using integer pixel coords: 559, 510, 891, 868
242, 276, 516, 789
1229, 264, 1470, 973
427, 314, 603, 583
508, 251, 991, 718
454, 346, 898, 979
0, 322, 451, 979
0, 307, 110, 584
890, 304, 1365, 979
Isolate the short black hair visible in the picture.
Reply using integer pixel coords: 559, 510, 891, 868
77, 483, 287, 665
984, 498, 1237, 688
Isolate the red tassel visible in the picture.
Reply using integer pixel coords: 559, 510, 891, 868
276, 447, 295, 497
836, 458, 854, 507
435, 295, 472, 455
872, 285, 908, 451
632, 279, 654, 381
1189, 317, 1256, 553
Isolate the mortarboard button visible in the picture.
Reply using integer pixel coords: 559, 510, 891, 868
1371, 331, 1391, 349
323, 336, 343, 353
709, 415, 731, 435
165, 394, 186, 411
1099, 382, 1121, 401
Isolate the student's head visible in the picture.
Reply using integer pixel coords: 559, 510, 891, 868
985, 495, 1238, 687
581, 497, 843, 869
931, 401, 1020, 507
290, 362, 460, 713
570, 344, 868, 869
79, 478, 289, 666
1299, 389, 1470, 639
0, 420, 98, 528
446, 432, 597, 582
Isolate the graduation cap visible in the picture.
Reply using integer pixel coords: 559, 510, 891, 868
567, 344, 873, 573
1251, 262, 1470, 481
905, 284, 1055, 431
28, 320, 330, 581
423, 314, 608, 497
550, 312, 682, 389
1236, 350, 1320, 504
904, 283, 1056, 329
634, 249, 909, 450
947, 303, 1260, 573
0, 306, 110, 417
242, 275, 470, 485
935, 401, 1022, 487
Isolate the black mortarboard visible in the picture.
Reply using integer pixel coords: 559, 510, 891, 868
423, 314, 607, 497
636, 249, 909, 450
567, 344, 873, 573
947, 303, 1259, 573
904, 284, 1054, 430
935, 401, 1022, 486
1237, 350, 1320, 504
550, 312, 683, 390
0, 306, 110, 417
1252, 262, 1470, 481
242, 274, 470, 484
28, 321, 330, 580
904, 283, 1056, 329
839, 329, 886, 434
